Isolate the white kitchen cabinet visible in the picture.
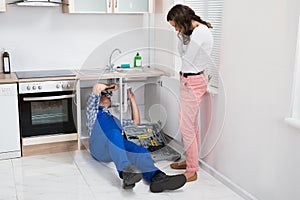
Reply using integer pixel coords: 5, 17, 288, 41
0, 83, 21, 160
115, 0, 151, 13
144, 76, 182, 141
0, 0, 6, 12
63, 0, 153, 14
63, 0, 108, 13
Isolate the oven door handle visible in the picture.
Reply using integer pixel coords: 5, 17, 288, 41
23, 94, 75, 101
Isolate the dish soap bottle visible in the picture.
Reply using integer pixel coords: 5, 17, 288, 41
2, 49, 11, 74
134, 52, 142, 68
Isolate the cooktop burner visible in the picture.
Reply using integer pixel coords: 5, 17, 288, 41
15, 70, 75, 79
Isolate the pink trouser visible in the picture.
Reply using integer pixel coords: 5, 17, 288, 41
179, 73, 207, 172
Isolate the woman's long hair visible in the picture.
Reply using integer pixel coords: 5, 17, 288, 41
167, 4, 212, 44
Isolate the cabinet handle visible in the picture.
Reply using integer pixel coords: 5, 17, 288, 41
23, 94, 75, 102
114, 0, 117, 8
108, 0, 111, 8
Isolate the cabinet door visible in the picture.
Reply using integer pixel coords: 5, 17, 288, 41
114, 0, 152, 13
158, 76, 181, 141
65, 0, 111, 13
0, 0, 6, 12
144, 76, 181, 141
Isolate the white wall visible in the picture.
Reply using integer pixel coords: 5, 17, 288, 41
291, 16, 300, 120
155, 0, 300, 200
203, 0, 300, 200
0, 6, 146, 71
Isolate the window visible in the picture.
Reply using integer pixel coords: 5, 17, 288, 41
285, 16, 300, 129
185, 0, 223, 93
0, 0, 6, 12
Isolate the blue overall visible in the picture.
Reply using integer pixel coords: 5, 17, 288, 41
89, 106, 160, 182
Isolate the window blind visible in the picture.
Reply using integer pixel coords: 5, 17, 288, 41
185, 0, 223, 91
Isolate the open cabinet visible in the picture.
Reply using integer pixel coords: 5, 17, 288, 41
77, 75, 182, 151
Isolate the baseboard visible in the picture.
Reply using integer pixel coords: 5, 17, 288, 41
199, 159, 258, 200
164, 134, 185, 156
22, 140, 78, 157
166, 134, 258, 200
0, 151, 21, 160
22, 133, 78, 146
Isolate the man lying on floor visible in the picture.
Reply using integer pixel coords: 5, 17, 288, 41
86, 83, 186, 193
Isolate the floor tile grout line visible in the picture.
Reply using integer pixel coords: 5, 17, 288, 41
11, 159, 20, 200
71, 151, 98, 200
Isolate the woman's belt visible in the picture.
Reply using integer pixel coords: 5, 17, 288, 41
180, 71, 204, 78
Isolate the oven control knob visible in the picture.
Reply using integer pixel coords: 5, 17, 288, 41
67, 84, 71, 88
38, 86, 42, 90
56, 84, 60, 89
32, 86, 36, 90
62, 84, 66, 89
26, 86, 31, 90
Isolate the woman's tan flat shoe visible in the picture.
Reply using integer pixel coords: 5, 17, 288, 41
170, 161, 187, 169
186, 172, 197, 182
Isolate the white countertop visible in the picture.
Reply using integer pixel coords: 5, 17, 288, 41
0, 73, 18, 83
76, 67, 168, 80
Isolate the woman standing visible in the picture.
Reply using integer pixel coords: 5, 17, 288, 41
167, 4, 214, 182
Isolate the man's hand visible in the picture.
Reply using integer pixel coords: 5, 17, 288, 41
93, 83, 119, 95
92, 83, 108, 95
127, 88, 140, 124
106, 84, 119, 92
128, 88, 136, 101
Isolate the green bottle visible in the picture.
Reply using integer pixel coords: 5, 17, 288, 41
2, 50, 11, 74
134, 52, 142, 68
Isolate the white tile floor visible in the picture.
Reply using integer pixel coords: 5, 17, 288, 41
0, 150, 244, 200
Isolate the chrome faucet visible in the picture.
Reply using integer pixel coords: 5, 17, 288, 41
108, 48, 122, 72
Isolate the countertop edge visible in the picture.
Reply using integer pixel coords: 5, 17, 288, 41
1, 68, 169, 83
0, 73, 18, 83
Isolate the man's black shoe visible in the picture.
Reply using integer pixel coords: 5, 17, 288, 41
122, 165, 142, 189
123, 183, 136, 189
150, 173, 186, 193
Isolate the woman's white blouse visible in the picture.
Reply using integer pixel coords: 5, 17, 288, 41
178, 25, 214, 73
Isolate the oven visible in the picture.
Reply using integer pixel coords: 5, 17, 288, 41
16, 71, 77, 138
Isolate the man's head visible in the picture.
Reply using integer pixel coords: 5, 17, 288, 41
99, 91, 112, 108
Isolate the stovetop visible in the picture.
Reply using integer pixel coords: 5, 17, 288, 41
15, 70, 76, 79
